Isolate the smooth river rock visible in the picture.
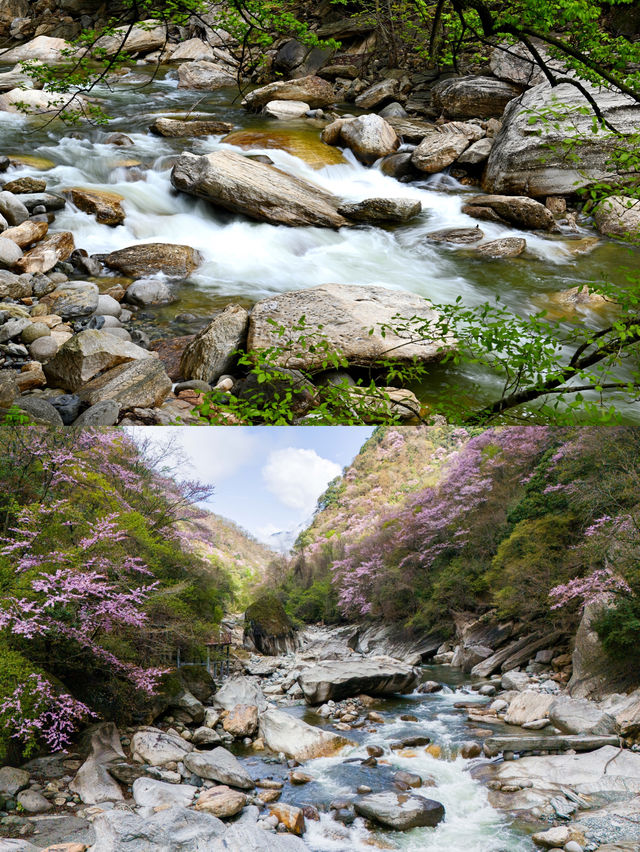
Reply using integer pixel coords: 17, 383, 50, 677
178, 61, 236, 90
247, 283, 454, 371
184, 747, 255, 789
89, 805, 226, 852
354, 791, 445, 830
171, 150, 347, 228
339, 114, 400, 164
259, 708, 353, 759
77, 358, 172, 409
132, 777, 197, 809
180, 304, 249, 384
104, 243, 201, 278
462, 194, 555, 230
338, 198, 422, 224
131, 728, 193, 766
549, 696, 618, 736
298, 659, 420, 704
431, 75, 522, 119
242, 75, 335, 109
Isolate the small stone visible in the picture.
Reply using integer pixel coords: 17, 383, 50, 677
17, 789, 52, 813
21, 321, 51, 344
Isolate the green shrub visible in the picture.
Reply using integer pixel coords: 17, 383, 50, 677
0, 640, 42, 764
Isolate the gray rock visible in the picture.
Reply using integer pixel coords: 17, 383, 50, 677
132, 777, 197, 809
0, 191, 29, 226
299, 660, 420, 704
69, 722, 125, 805
594, 196, 640, 241
462, 194, 555, 230
242, 75, 335, 110
177, 60, 236, 90
549, 696, 618, 736
171, 150, 348, 228
192, 727, 222, 746
13, 395, 64, 425
18, 192, 66, 213
76, 358, 172, 409
131, 728, 193, 766
214, 676, 268, 713
339, 114, 400, 165
378, 101, 408, 119
0, 317, 29, 342
355, 78, 399, 110
484, 82, 640, 196
457, 137, 493, 166
0, 766, 30, 796
49, 393, 83, 424
89, 805, 225, 852
431, 75, 522, 119
16, 789, 52, 813
476, 237, 527, 258
42, 282, 100, 318
95, 294, 122, 317
337, 198, 422, 224
0, 270, 32, 300
354, 791, 445, 830
0, 236, 22, 268
21, 322, 50, 345
104, 243, 201, 279
28, 336, 59, 362
209, 818, 307, 850
73, 399, 121, 427
183, 747, 255, 789
180, 304, 248, 384
501, 671, 530, 691
428, 226, 484, 244
126, 278, 175, 306
411, 132, 470, 173
247, 283, 453, 371
259, 708, 352, 760
102, 327, 132, 342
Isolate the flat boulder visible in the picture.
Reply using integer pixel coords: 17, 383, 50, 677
178, 61, 236, 90
299, 660, 420, 704
40, 282, 99, 318
259, 708, 353, 759
94, 21, 166, 57
431, 75, 522, 119
180, 304, 248, 384
89, 805, 225, 851
184, 747, 255, 790
132, 777, 197, 809
0, 36, 71, 65
15, 232, 75, 274
354, 791, 445, 830
549, 696, 618, 736
194, 785, 246, 818
338, 198, 422, 224
476, 237, 527, 258
504, 692, 555, 726
103, 243, 201, 278
462, 194, 555, 230
171, 150, 347, 228
131, 728, 193, 766
150, 117, 233, 137
428, 226, 483, 244
44, 330, 153, 392
411, 132, 470, 173
247, 283, 454, 371
594, 196, 640, 242
242, 75, 335, 110
263, 100, 310, 120
484, 82, 640, 197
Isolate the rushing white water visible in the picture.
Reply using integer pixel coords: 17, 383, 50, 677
1, 69, 638, 418
278, 675, 535, 852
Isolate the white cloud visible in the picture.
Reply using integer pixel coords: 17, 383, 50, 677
262, 448, 341, 515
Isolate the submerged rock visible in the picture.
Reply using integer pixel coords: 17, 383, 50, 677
150, 117, 234, 137
63, 187, 125, 226
338, 198, 422, 224
354, 791, 445, 830
463, 194, 555, 230
171, 150, 347, 228
223, 129, 346, 168
299, 660, 420, 704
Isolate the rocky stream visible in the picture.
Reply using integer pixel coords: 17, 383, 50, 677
2, 620, 640, 852
1, 25, 640, 424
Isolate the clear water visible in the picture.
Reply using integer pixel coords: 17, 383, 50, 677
237, 665, 536, 851
2, 64, 639, 420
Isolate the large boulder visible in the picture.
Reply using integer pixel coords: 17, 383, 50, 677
194, 785, 247, 818
103, 243, 201, 278
89, 805, 226, 852
431, 75, 522, 119
504, 692, 555, 726
178, 61, 236, 90
247, 283, 453, 371
69, 722, 126, 805
171, 151, 347, 228
549, 696, 618, 736
131, 728, 193, 766
462, 193, 555, 230
209, 817, 307, 851
0, 88, 85, 114
214, 675, 268, 714
337, 198, 422, 224
77, 358, 173, 409
484, 82, 640, 197
594, 196, 640, 242
244, 595, 297, 656
132, 777, 197, 809
354, 791, 445, 830
222, 704, 259, 737
259, 708, 353, 760
179, 304, 248, 384
298, 659, 420, 704
0, 767, 30, 796
183, 747, 255, 790
0, 36, 71, 65
242, 75, 335, 109
94, 21, 166, 57
150, 117, 234, 138
43, 330, 153, 392
411, 131, 470, 173
339, 114, 400, 164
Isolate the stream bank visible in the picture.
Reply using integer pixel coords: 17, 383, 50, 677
2, 620, 640, 852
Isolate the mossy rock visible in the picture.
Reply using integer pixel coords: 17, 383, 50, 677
244, 595, 296, 655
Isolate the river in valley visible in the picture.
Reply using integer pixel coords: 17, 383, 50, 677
2, 64, 639, 420
234, 665, 535, 851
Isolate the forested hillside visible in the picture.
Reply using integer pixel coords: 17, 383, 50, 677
279, 426, 640, 662
0, 428, 266, 762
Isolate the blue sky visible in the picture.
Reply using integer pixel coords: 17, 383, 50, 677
132, 427, 373, 547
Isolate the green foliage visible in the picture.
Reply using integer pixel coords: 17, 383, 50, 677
283, 577, 340, 624
245, 593, 293, 636
0, 641, 41, 763
593, 597, 640, 670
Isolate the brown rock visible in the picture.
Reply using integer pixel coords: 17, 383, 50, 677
411, 132, 470, 173
258, 789, 281, 803
243, 75, 335, 110
270, 802, 306, 835
194, 785, 246, 818
3, 177, 46, 193
103, 243, 201, 278
150, 117, 234, 137
64, 188, 125, 227
1, 220, 49, 248
150, 335, 195, 381
463, 194, 555, 230
222, 704, 259, 738
476, 237, 527, 258
77, 358, 172, 409
15, 361, 46, 391
15, 232, 74, 274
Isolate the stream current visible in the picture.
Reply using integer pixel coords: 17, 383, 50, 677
235, 665, 535, 851
2, 65, 639, 419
